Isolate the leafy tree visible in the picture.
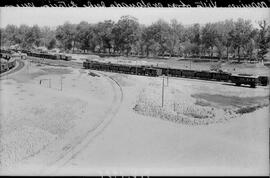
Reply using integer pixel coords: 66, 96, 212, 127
113, 15, 140, 56
166, 19, 185, 57
47, 38, 57, 50
56, 22, 76, 51
75, 21, 91, 52
185, 24, 201, 56
201, 23, 218, 57
95, 20, 115, 53
257, 20, 270, 62
215, 20, 235, 59
229, 18, 253, 61
141, 24, 160, 57
25, 25, 42, 48
3, 25, 19, 46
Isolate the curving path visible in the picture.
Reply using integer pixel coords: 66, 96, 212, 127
0, 60, 25, 78
38, 70, 124, 175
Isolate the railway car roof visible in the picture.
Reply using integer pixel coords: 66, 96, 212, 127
231, 74, 259, 78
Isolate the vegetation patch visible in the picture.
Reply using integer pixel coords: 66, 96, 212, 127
133, 86, 238, 125
195, 99, 212, 107
236, 102, 269, 114
191, 93, 268, 108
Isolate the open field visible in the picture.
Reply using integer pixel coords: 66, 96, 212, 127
0, 58, 269, 175
55, 72, 269, 176
0, 61, 118, 173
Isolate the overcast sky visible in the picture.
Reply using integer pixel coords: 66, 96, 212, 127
1, 8, 269, 28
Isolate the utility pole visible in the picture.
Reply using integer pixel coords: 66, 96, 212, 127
60, 76, 63, 91
167, 65, 169, 86
162, 75, 165, 107
136, 60, 138, 75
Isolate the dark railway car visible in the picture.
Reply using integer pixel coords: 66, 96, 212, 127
118, 64, 132, 74
83, 61, 89, 68
168, 68, 182, 77
55, 54, 61, 60
145, 67, 162, 76
195, 71, 212, 80
90, 62, 99, 70
136, 66, 146, 75
181, 69, 196, 78
108, 63, 118, 72
212, 72, 231, 81
230, 74, 258, 88
258, 76, 269, 86
61, 55, 72, 61
130, 66, 138, 74
155, 67, 169, 76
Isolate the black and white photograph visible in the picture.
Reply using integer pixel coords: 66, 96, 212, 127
0, 8, 269, 176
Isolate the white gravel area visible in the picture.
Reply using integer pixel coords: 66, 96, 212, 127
0, 63, 269, 176
0, 63, 116, 173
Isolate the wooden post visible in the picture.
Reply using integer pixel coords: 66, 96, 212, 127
136, 60, 138, 75
60, 76, 63, 91
167, 66, 169, 87
162, 75, 165, 107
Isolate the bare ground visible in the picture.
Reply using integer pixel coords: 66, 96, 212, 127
0, 61, 269, 176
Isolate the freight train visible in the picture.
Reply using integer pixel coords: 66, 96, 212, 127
83, 60, 162, 77
26, 52, 72, 61
0, 49, 73, 61
0, 55, 16, 74
83, 60, 269, 88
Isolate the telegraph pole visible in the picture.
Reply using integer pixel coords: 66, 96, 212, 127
162, 75, 165, 107
136, 60, 138, 75
167, 65, 169, 86
60, 76, 63, 91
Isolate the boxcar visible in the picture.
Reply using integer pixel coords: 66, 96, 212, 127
258, 76, 269, 86
181, 69, 196, 78
109, 63, 119, 72
130, 66, 138, 74
119, 65, 132, 74
212, 72, 231, 82
155, 67, 169, 76
168, 68, 182, 77
83, 61, 89, 68
195, 71, 212, 80
136, 66, 146, 75
92, 62, 101, 70
145, 67, 162, 76
230, 74, 259, 88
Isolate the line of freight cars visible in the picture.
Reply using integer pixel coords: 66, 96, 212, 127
0, 56, 16, 74
83, 60, 269, 88
83, 60, 162, 77
26, 52, 72, 61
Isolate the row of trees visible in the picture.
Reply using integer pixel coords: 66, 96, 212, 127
1, 15, 270, 61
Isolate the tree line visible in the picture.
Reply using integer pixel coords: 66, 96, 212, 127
1, 15, 269, 61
